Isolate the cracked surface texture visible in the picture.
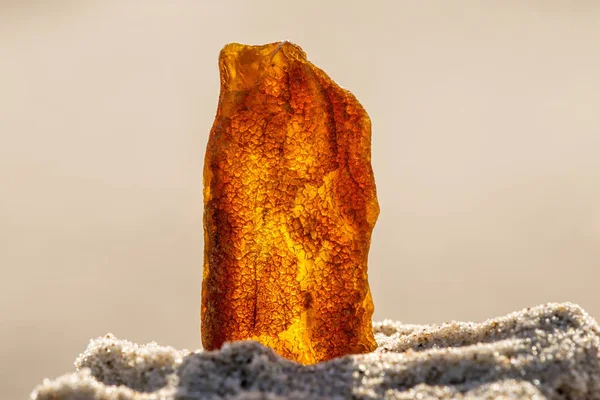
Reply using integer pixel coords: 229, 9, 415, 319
31, 303, 600, 399
201, 41, 379, 364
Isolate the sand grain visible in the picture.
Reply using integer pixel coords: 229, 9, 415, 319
31, 303, 600, 399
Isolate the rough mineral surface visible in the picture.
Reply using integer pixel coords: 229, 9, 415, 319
31, 303, 600, 400
202, 41, 379, 364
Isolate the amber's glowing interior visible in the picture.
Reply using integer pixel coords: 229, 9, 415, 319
202, 41, 379, 364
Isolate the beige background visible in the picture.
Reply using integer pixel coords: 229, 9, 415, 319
1, 1, 599, 398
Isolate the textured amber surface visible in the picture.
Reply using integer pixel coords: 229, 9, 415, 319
201, 41, 379, 364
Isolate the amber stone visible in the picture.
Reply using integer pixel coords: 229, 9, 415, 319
201, 41, 379, 364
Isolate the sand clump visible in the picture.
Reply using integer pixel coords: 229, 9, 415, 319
31, 303, 600, 399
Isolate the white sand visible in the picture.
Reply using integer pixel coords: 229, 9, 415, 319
31, 303, 600, 399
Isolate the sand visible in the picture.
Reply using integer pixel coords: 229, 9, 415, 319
30, 303, 600, 399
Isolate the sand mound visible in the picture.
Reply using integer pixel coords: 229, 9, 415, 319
31, 303, 600, 399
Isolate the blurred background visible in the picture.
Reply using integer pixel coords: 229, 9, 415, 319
1, 1, 599, 398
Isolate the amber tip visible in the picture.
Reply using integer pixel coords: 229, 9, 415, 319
217, 41, 308, 91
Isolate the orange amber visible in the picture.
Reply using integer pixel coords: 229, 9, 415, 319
201, 41, 379, 364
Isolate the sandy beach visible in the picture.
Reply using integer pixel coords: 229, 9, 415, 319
31, 303, 600, 399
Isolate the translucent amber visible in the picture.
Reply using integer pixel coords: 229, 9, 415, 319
201, 41, 379, 364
